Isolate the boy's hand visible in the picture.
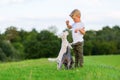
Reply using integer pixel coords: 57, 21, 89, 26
75, 28, 79, 33
66, 20, 72, 29
75, 27, 85, 35
80, 27, 85, 35
66, 20, 69, 25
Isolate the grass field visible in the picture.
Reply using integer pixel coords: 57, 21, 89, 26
0, 55, 120, 80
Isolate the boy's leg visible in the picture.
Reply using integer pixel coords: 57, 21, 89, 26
73, 45, 79, 67
77, 42, 84, 67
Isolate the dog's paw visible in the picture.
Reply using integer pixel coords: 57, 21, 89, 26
70, 43, 73, 45
69, 43, 73, 49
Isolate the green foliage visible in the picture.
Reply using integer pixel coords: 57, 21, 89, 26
4, 26, 19, 42
47, 26, 58, 34
0, 25, 120, 62
83, 25, 120, 55
12, 42, 25, 59
24, 30, 60, 59
0, 40, 20, 61
0, 48, 7, 62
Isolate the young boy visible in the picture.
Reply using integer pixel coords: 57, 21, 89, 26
66, 9, 85, 67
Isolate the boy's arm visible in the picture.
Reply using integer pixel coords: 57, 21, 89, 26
79, 27, 85, 35
66, 20, 72, 29
75, 27, 86, 35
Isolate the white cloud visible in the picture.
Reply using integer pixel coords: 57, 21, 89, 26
0, 0, 25, 5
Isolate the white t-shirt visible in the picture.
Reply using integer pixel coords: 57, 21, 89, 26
71, 22, 85, 44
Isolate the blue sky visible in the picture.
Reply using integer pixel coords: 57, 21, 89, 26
0, 0, 120, 33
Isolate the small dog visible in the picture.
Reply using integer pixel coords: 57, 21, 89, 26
48, 31, 74, 69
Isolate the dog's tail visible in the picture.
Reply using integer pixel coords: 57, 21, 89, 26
48, 58, 57, 62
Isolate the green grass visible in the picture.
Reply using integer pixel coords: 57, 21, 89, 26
0, 55, 120, 80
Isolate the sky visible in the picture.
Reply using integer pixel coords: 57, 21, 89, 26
0, 0, 120, 34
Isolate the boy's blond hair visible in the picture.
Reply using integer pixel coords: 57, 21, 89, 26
69, 9, 81, 18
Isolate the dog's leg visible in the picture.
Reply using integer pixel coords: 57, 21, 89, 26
57, 63, 59, 70
64, 62, 68, 69
68, 43, 73, 49
67, 61, 71, 69
57, 61, 62, 70
70, 59, 74, 69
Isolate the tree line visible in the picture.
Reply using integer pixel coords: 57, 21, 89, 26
0, 25, 120, 62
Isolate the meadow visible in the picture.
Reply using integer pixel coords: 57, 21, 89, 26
0, 55, 120, 80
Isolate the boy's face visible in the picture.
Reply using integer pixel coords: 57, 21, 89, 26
71, 15, 80, 22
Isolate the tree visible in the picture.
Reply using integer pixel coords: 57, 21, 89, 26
24, 30, 60, 59
4, 26, 19, 42
0, 40, 20, 61
0, 48, 7, 62
48, 26, 58, 34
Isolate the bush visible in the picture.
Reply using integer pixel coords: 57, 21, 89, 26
0, 48, 7, 62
